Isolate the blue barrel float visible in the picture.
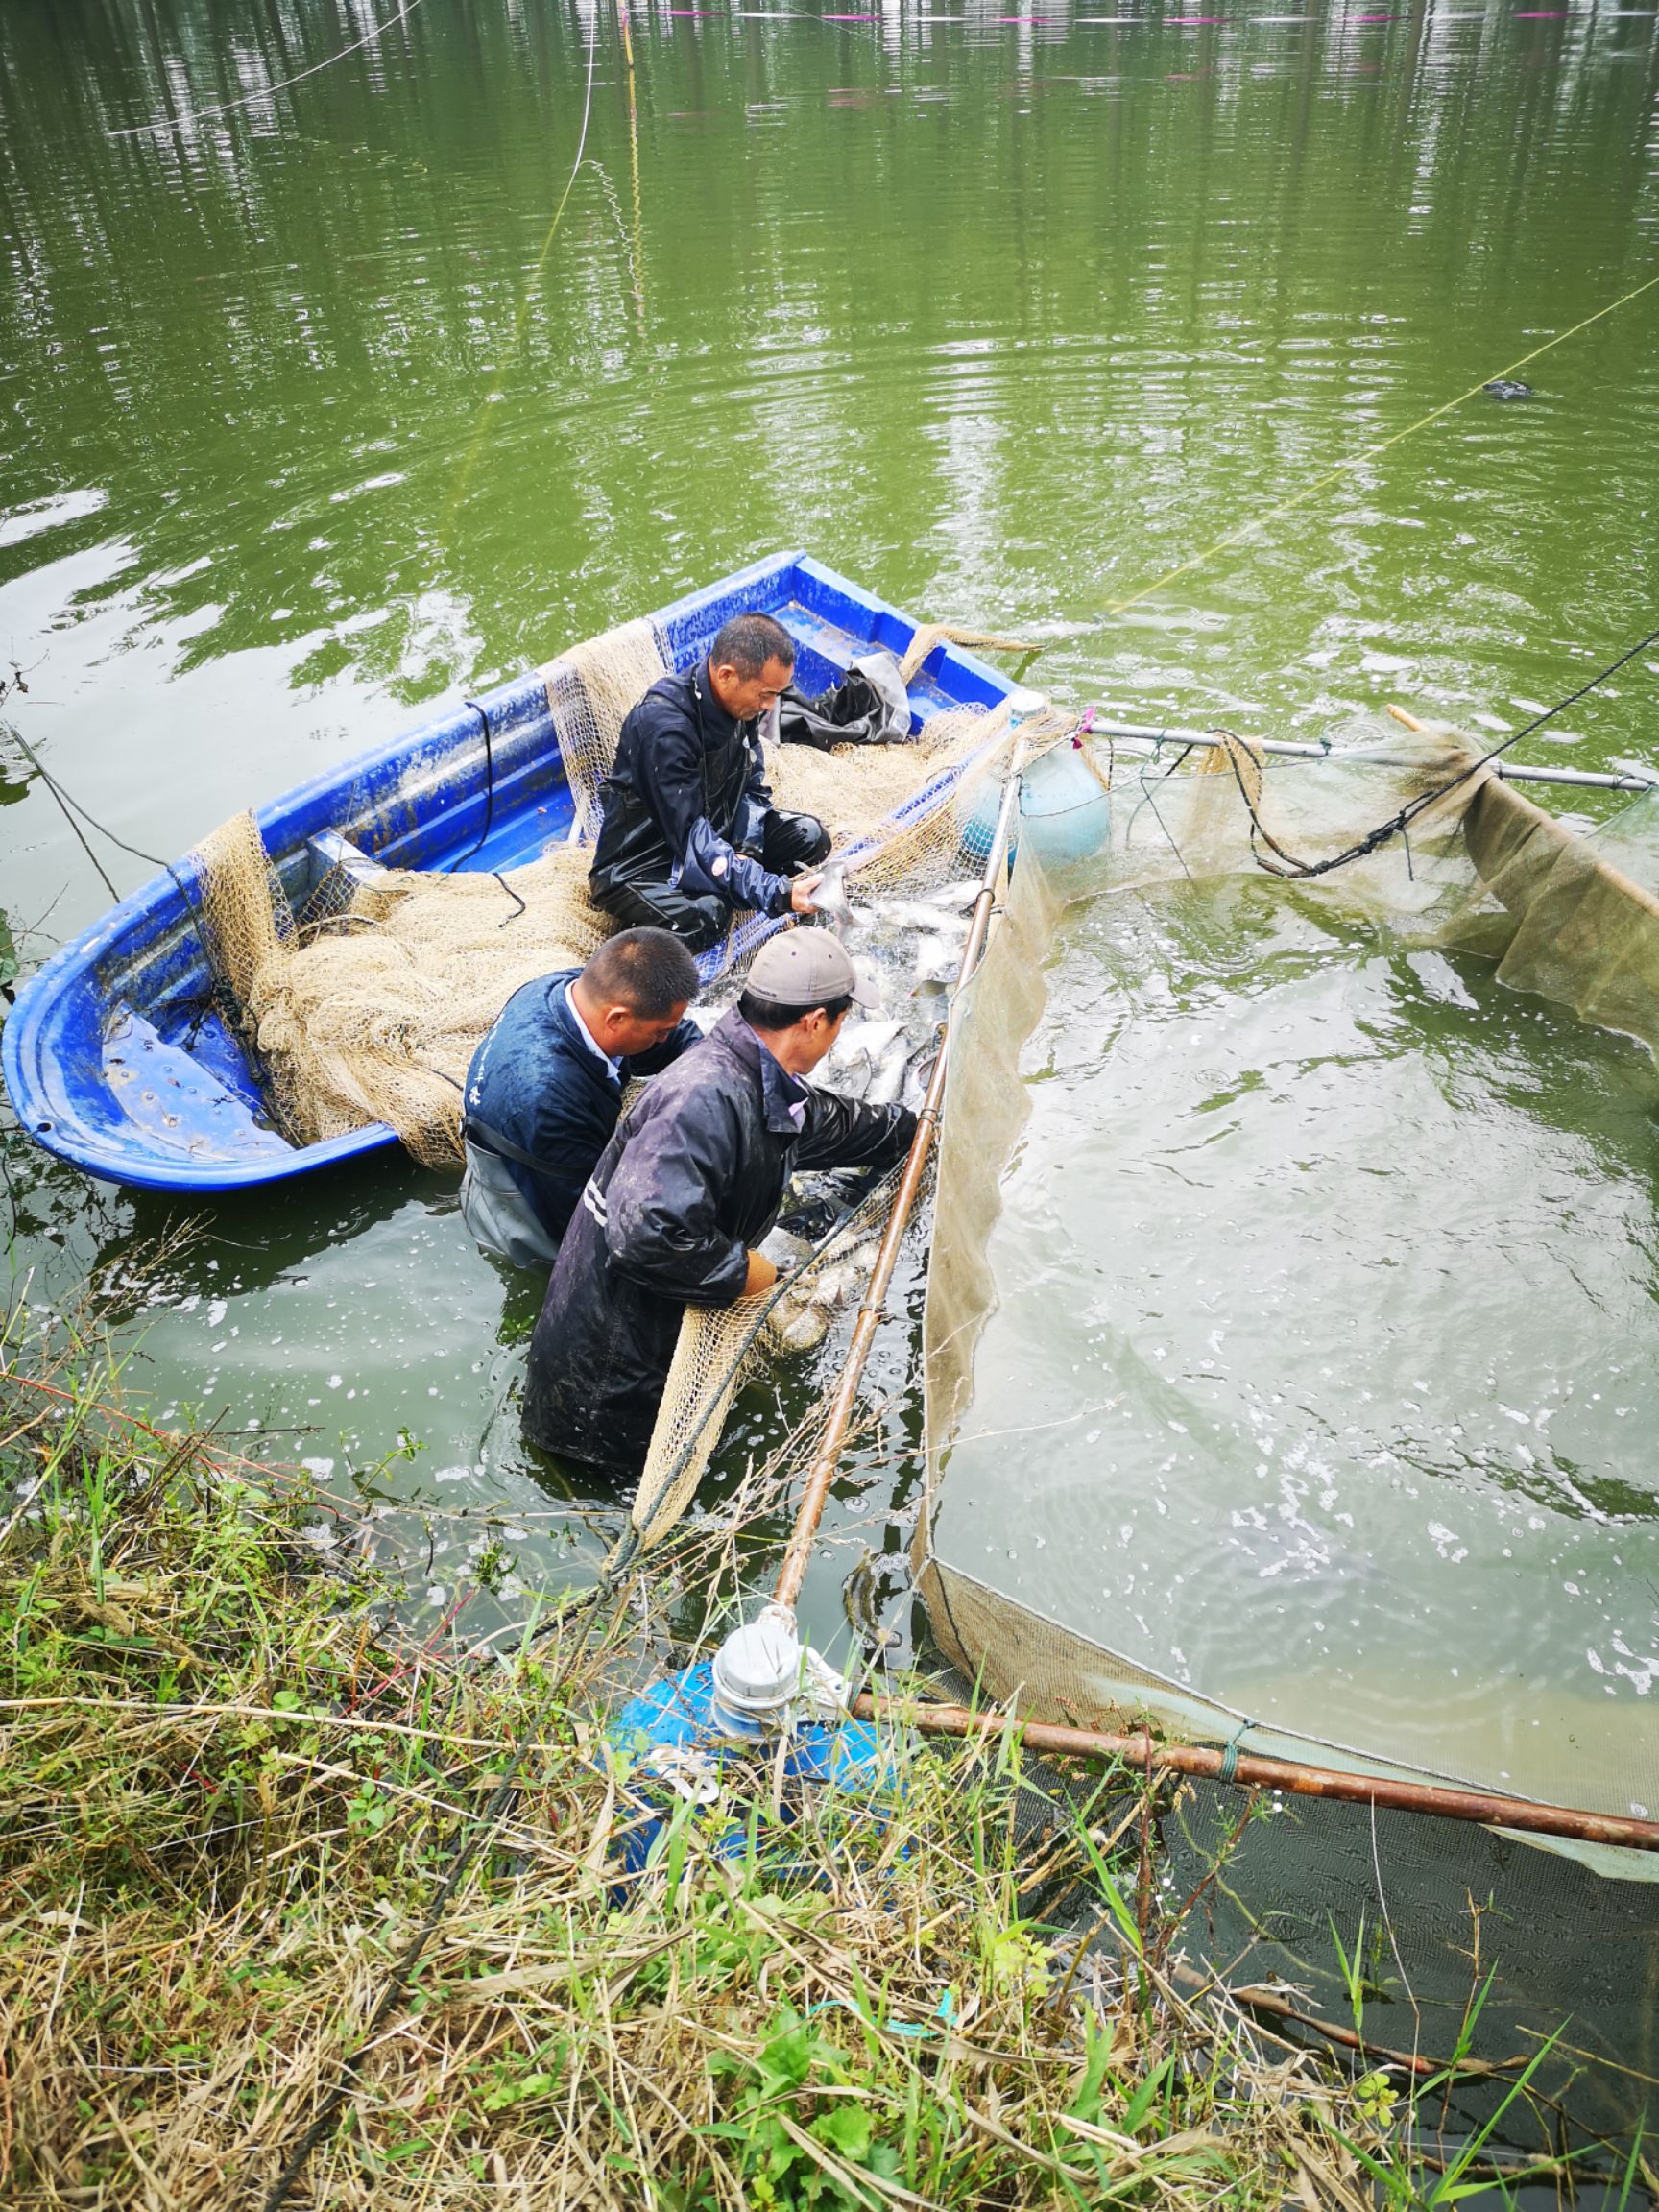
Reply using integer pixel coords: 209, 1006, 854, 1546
609, 1606, 898, 1882
957, 720, 1112, 871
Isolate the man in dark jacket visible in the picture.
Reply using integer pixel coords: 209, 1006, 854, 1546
522, 929, 917, 1474
589, 610, 830, 950
460, 928, 701, 1270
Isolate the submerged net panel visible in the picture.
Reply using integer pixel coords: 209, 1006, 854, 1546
917, 723, 1659, 1883
1452, 773, 1659, 1054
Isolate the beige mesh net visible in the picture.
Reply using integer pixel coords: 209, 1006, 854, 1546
185, 622, 1057, 1536
627, 1169, 902, 1552
625, 704, 1084, 1542
914, 716, 1659, 1868
544, 617, 670, 842
188, 633, 1040, 1170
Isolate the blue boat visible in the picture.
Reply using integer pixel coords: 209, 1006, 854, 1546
3, 553, 1018, 1194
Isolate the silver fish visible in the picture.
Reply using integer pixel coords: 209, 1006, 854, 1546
851, 954, 886, 1012
813, 859, 854, 928
877, 898, 959, 934
758, 1224, 812, 1276
913, 937, 959, 986
775, 1299, 829, 1352
825, 1017, 904, 1101
866, 1034, 912, 1106
927, 879, 982, 914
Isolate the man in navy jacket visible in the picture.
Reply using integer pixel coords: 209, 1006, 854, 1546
460, 928, 701, 1270
522, 930, 916, 1476
589, 610, 830, 950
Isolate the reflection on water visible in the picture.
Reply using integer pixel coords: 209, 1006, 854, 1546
3, 0, 1659, 1671
946, 878, 1659, 1809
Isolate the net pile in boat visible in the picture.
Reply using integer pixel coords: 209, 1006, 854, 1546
187, 622, 1036, 1169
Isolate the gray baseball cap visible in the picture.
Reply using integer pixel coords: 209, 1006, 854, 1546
746, 926, 879, 1012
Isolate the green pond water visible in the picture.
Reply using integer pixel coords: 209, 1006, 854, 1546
5, 0, 1659, 2090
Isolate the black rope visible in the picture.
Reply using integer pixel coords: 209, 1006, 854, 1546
1226, 621, 1659, 884
7, 728, 266, 1071
442, 697, 530, 926
445, 699, 496, 875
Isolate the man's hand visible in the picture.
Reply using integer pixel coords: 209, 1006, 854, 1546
788, 871, 824, 917
743, 1248, 780, 1298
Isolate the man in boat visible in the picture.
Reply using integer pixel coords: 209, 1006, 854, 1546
460, 927, 702, 1271
521, 930, 916, 1476
588, 610, 830, 951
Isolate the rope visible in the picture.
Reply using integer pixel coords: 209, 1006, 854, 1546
444, 702, 495, 874
6, 730, 243, 1063
445, 16, 600, 519
1101, 266, 1659, 623
1215, 1718, 1254, 1786
108, 0, 423, 140
1221, 619, 1659, 885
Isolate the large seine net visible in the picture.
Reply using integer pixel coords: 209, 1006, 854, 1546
187, 620, 1058, 1547
919, 717, 1659, 1845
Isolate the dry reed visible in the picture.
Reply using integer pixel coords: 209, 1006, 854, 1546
0, 1316, 1505, 2211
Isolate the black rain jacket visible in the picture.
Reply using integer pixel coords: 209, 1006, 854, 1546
589, 661, 792, 918
521, 1008, 917, 1472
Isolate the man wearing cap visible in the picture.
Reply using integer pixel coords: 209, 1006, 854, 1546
521, 930, 915, 1476
588, 610, 830, 951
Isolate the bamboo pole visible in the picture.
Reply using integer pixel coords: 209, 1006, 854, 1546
772, 737, 1030, 1612
851, 1695, 1659, 1854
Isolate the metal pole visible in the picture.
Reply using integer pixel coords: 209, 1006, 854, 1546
852, 1694, 1659, 1854
772, 737, 1030, 1614
1084, 717, 1657, 794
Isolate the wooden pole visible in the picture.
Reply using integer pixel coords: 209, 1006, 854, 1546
852, 1695, 1659, 1855
773, 738, 1030, 1613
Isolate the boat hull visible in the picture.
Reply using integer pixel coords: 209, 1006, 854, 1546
2, 553, 1015, 1192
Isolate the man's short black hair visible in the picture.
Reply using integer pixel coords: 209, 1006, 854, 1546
585, 928, 700, 1019
737, 987, 853, 1033
710, 612, 797, 680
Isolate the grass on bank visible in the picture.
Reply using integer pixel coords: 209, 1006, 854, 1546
0, 1328, 1613, 2212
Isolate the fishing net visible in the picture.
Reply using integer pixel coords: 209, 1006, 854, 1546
185, 626, 1038, 1169
629, 703, 1081, 1541
627, 1168, 902, 1553
185, 618, 1065, 1556
917, 717, 1659, 1873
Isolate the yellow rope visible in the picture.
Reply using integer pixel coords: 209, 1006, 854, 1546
1103, 265, 1659, 619
445, 20, 601, 520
